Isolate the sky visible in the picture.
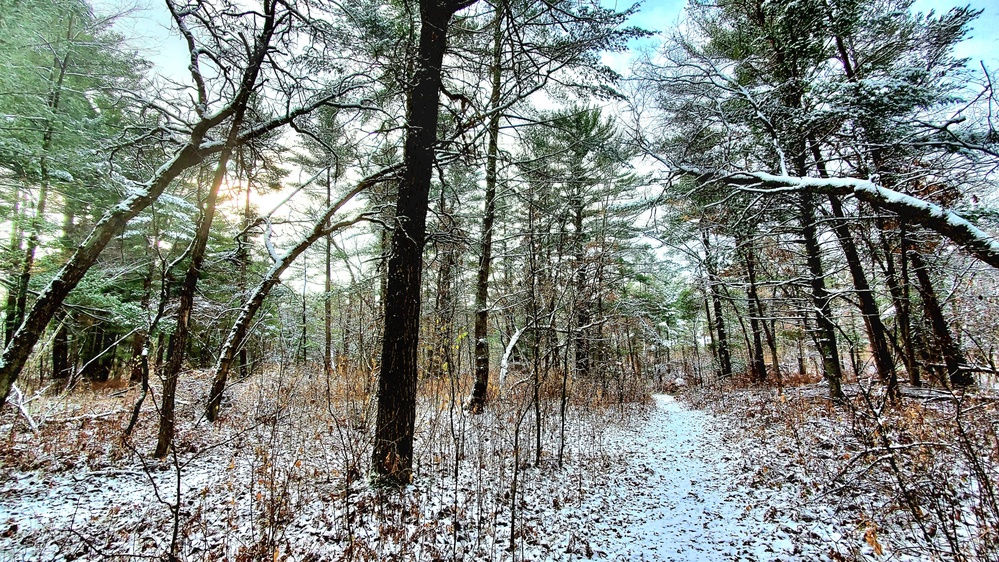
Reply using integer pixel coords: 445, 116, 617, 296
97, 0, 997, 83
608, 0, 998, 68
914, 0, 999, 65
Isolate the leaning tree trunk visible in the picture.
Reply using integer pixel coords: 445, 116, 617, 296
827, 195, 899, 396
909, 250, 971, 387
800, 189, 844, 399
809, 136, 898, 397
206, 175, 383, 422
370, 0, 474, 484
154, 142, 237, 458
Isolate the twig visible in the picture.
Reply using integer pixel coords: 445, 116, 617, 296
10, 384, 38, 432
47, 410, 123, 424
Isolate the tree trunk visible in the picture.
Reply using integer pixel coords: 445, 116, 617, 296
323, 169, 334, 384
428, 219, 456, 378
3, 183, 24, 347
799, 190, 844, 399
909, 250, 971, 387
299, 254, 308, 364
809, 136, 898, 397
11, 175, 50, 354
51, 319, 71, 380
572, 199, 589, 378
468, 0, 503, 413
78, 323, 117, 382
828, 195, 898, 395
155, 72, 264, 454
739, 236, 768, 382
240, 174, 253, 381
701, 229, 732, 378
8, 46, 70, 352
154, 151, 233, 457
370, 0, 472, 484
704, 296, 718, 377
720, 172, 999, 271
879, 222, 921, 386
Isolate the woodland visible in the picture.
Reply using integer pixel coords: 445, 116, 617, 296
1, 0, 999, 559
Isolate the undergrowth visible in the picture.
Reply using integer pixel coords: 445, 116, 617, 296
686, 379, 999, 562
0, 365, 651, 561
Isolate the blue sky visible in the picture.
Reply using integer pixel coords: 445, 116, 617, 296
95, 0, 996, 82
615, 0, 998, 65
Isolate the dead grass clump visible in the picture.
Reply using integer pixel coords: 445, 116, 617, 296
689, 380, 999, 561
0, 362, 659, 561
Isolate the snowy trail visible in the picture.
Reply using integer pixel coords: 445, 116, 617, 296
0, 394, 846, 561
573, 394, 824, 561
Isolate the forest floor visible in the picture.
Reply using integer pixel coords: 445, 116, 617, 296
0, 372, 990, 560
533, 393, 849, 561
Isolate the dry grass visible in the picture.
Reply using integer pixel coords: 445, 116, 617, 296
0, 363, 653, 561
685, 380, 999, 561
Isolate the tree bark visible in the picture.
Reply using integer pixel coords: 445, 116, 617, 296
809, 136, 898, 396
468, 0, 503, 413
155, 145, 236, 458
3, 182, 24, 347
701, 229, 732, 378
240, 171, 253, 381
882, 223, 921, 386
371, 0, 474, 484
909, 250, 971, 387
8, 42, 70, 351
739, 235, 768, 382
799, 190, 844, 399
828, 196, 899, 395
572, 198, 590, 379
323, 169, 334, 384
428, 189, 457, 378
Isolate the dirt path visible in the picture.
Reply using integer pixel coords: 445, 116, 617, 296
568, 394, 840, 561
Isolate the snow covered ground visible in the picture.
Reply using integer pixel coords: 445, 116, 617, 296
0, 387, 864, 561
548, 394, 844, 561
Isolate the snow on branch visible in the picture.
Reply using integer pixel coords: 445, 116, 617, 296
713, 171, 999, 270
